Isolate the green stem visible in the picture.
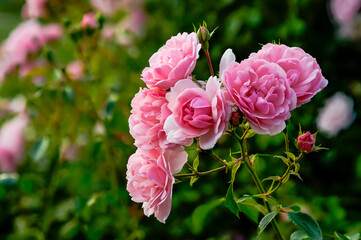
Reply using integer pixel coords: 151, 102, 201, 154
234, 131, 285, 240
204, 49, 215, 77
175, 165, 230, 179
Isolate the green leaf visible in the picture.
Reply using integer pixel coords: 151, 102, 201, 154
225, 183, 239, 218
29, 137, 50, 162
295, 163, 300, 173
347, 233, 360, 240
290, 230, 310, 240
287, 212, 322, 240
191, 198, 224, 234
335, 231, 350, 240
290, 206, 301, 212
262, 176, 281, 182
274, 155, 289, 165
244, 129, 256, 139
237, 196, 263, 223
285, 152, 296, 161
230, 161, 241, 184
193, 155, 199, 172
258, 211, 279, 237
189, 175, 199, 187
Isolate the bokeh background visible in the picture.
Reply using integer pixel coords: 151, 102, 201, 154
0, 0, 360, 239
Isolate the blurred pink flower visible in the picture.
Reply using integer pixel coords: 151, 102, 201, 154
126, 147, 188, 223
0, 20, 63, 81
19, 60, 46, 84
337, 15, 361, 40
331, 0, 361, 24
101, 25, 116, 41
91, 0, 143, 16
317, 92, 356, 137
249, 43, 328, 107
90, 0, 123, 16
297, 131, 315, 153
117, 8, 146, 45
221, 49, 296, 136
66, 60, 84, 80
80, 12, 99, 29
126, 9, 146, 37
164, 77, 232, 149
0, 97, 26, 118
0, 112, 29, 173
129, 87, 177, 150
22, 0, 47, 19
141, 32, 201, 90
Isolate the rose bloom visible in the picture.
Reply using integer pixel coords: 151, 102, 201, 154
90, 0, 123, 16
317, 92, 356, 137
129, 87, 178, 150
19, 60, 47, 84
126, 147, 188, 223
22, 0, 47, 19
297, 131, 315, 153
221, 49, 297, 136
331, 0, 361, 24
337, 15, 361, 40
81, 12, 99, 29
249, 43, 328, 107
117, 8, 146, 45
66, 60, 84, 80
0, 20, 63, 81
164, 77, 232, 149
141, 32, 201, 90
91, 0, 143, 15
0, 112, 28, 173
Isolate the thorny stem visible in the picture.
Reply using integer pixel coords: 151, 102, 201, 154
232, 130, 285, 240
174, 165, 228, 179
211, 151, 229, 167
204, 49, 215, 77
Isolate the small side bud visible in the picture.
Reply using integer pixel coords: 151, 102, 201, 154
196, 21, 215, 51
297, 131, 315, 153
230, 109, 242, 128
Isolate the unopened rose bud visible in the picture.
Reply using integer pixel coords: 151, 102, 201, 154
230, 110, 242, 127
201, 26, 207, 41
81, 12, 99, 29
297, 131, 315, 153
196, 24, 211, 50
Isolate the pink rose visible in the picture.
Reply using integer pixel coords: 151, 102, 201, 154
22, 0, 47, 19
141, 32, 201, 90
90, 0, 124, 16
66, 60, 84, 80
19, 60, 47, 84
221, 50, 296, 135
129, 87, 177, 150
81, 12, 99, 29
117, 8, 146, 45
0, 20, 63, 81
249, 43, 328, 107
91, 0, 143, 16
331, 0, 361, 24
297, 131, 315, 153
0, 112, 29, 173
317, 92, 356, 137
126, 147, 188, 223
164, 77, 232, 149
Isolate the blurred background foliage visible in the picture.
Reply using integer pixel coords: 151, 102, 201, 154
0, 0, 360, 239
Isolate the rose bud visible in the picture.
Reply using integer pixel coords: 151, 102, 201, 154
297, 131, 315, 153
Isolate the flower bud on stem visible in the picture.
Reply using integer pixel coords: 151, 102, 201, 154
195, 21, 216, 77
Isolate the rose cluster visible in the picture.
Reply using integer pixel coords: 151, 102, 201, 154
127, 31, 327, 223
